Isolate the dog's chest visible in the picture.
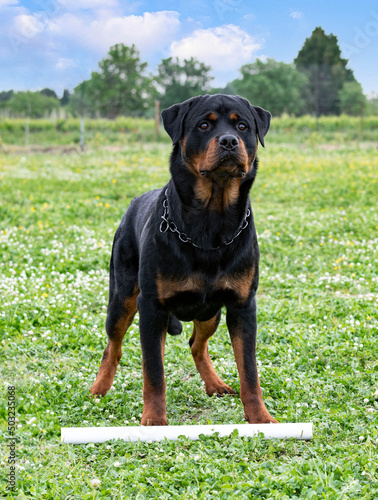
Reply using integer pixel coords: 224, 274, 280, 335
156, 268, 254, 321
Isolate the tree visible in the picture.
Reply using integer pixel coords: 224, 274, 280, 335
156, 57, 213, 109
71, 44, 156, 117
60, 89, 70, 107
0, 91, 60, 117
366, 94, 378, 116
339, 82, 366, 115
231, 59, 308, 116
0, 90, 13, 103
295, 27, 355, 116
40, 88, 58, 99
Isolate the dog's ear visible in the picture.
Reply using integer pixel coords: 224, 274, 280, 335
236, 95, 271, 147
249, 105, 271, 148
161, 96, 202, 145
161, 103, 186, 145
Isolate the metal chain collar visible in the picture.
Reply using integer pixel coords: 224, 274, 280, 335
159, 190, 250, 251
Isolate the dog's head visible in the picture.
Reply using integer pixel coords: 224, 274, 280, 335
161, 94, 271, 179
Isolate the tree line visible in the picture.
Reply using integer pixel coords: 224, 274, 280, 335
1, 27, 377, 118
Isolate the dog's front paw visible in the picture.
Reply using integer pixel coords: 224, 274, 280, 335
140, 414, 168, 426
245, 411, 278, 424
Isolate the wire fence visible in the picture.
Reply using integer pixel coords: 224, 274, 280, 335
0, 85, 377, 149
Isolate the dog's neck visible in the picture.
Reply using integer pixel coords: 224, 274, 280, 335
193, 171, 245, 212
168, 152, 258, 249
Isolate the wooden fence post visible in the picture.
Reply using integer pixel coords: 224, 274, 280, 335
25, 118, 30, 147
80, 117, 85, 152
155, 100, 160, 139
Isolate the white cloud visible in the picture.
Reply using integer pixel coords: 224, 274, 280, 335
49, 10, 181, 55
57, 0, 118, 8
56, 57, 77, 71
290, 11, 303, 20
170, 25, 261, 85
13, 14, 44, 38
0, 0, 18, 7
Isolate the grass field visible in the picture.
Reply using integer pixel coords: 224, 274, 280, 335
0, 130, 377, 498
1, 114, 378, 147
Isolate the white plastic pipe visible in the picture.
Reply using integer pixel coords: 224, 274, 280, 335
61, 423, 312, 444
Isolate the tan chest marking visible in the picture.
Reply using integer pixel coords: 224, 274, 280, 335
215, 267, 255, 302
156, 273, 204, 303
157, 267, 255, 305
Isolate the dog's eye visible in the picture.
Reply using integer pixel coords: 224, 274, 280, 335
238, 122, 247, 131
199, 122, 209, 130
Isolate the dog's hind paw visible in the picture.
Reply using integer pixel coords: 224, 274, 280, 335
90, 379, 112, 397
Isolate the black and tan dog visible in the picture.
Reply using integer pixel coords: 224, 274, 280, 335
90, 94, 278, 425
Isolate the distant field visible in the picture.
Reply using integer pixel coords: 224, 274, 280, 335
1, 114, 378, 146
0, 130, 377, 497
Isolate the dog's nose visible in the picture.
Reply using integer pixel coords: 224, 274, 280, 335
218, 134, 239, 151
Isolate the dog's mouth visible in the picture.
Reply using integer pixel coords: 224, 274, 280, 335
200, 151, 247, 178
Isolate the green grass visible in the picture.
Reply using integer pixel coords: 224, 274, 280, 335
0, 133, 377, 498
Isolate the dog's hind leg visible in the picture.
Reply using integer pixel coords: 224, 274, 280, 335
189, 311, 236, 396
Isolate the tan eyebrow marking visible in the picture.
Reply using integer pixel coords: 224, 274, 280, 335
208, 113, 218, 121
230, 112, 239, 120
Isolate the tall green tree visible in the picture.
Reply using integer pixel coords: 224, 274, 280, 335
60, 89, 70, 107
71, 44, 155, 117
157, 57, 213, 109
295, 27, 355, 116
231, 59, 308, 116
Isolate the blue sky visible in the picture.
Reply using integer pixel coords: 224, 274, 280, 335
0, 0, 377, 97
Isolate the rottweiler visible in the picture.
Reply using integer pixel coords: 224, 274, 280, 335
90, 94, 278, 425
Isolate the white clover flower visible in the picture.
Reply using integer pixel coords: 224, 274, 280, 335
91, 478, 101, 488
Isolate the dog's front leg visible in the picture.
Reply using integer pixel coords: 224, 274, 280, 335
227, 298, 278, 424
138, 295, 169, 426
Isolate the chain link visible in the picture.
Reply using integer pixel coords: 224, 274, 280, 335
160, 190, 250, 251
